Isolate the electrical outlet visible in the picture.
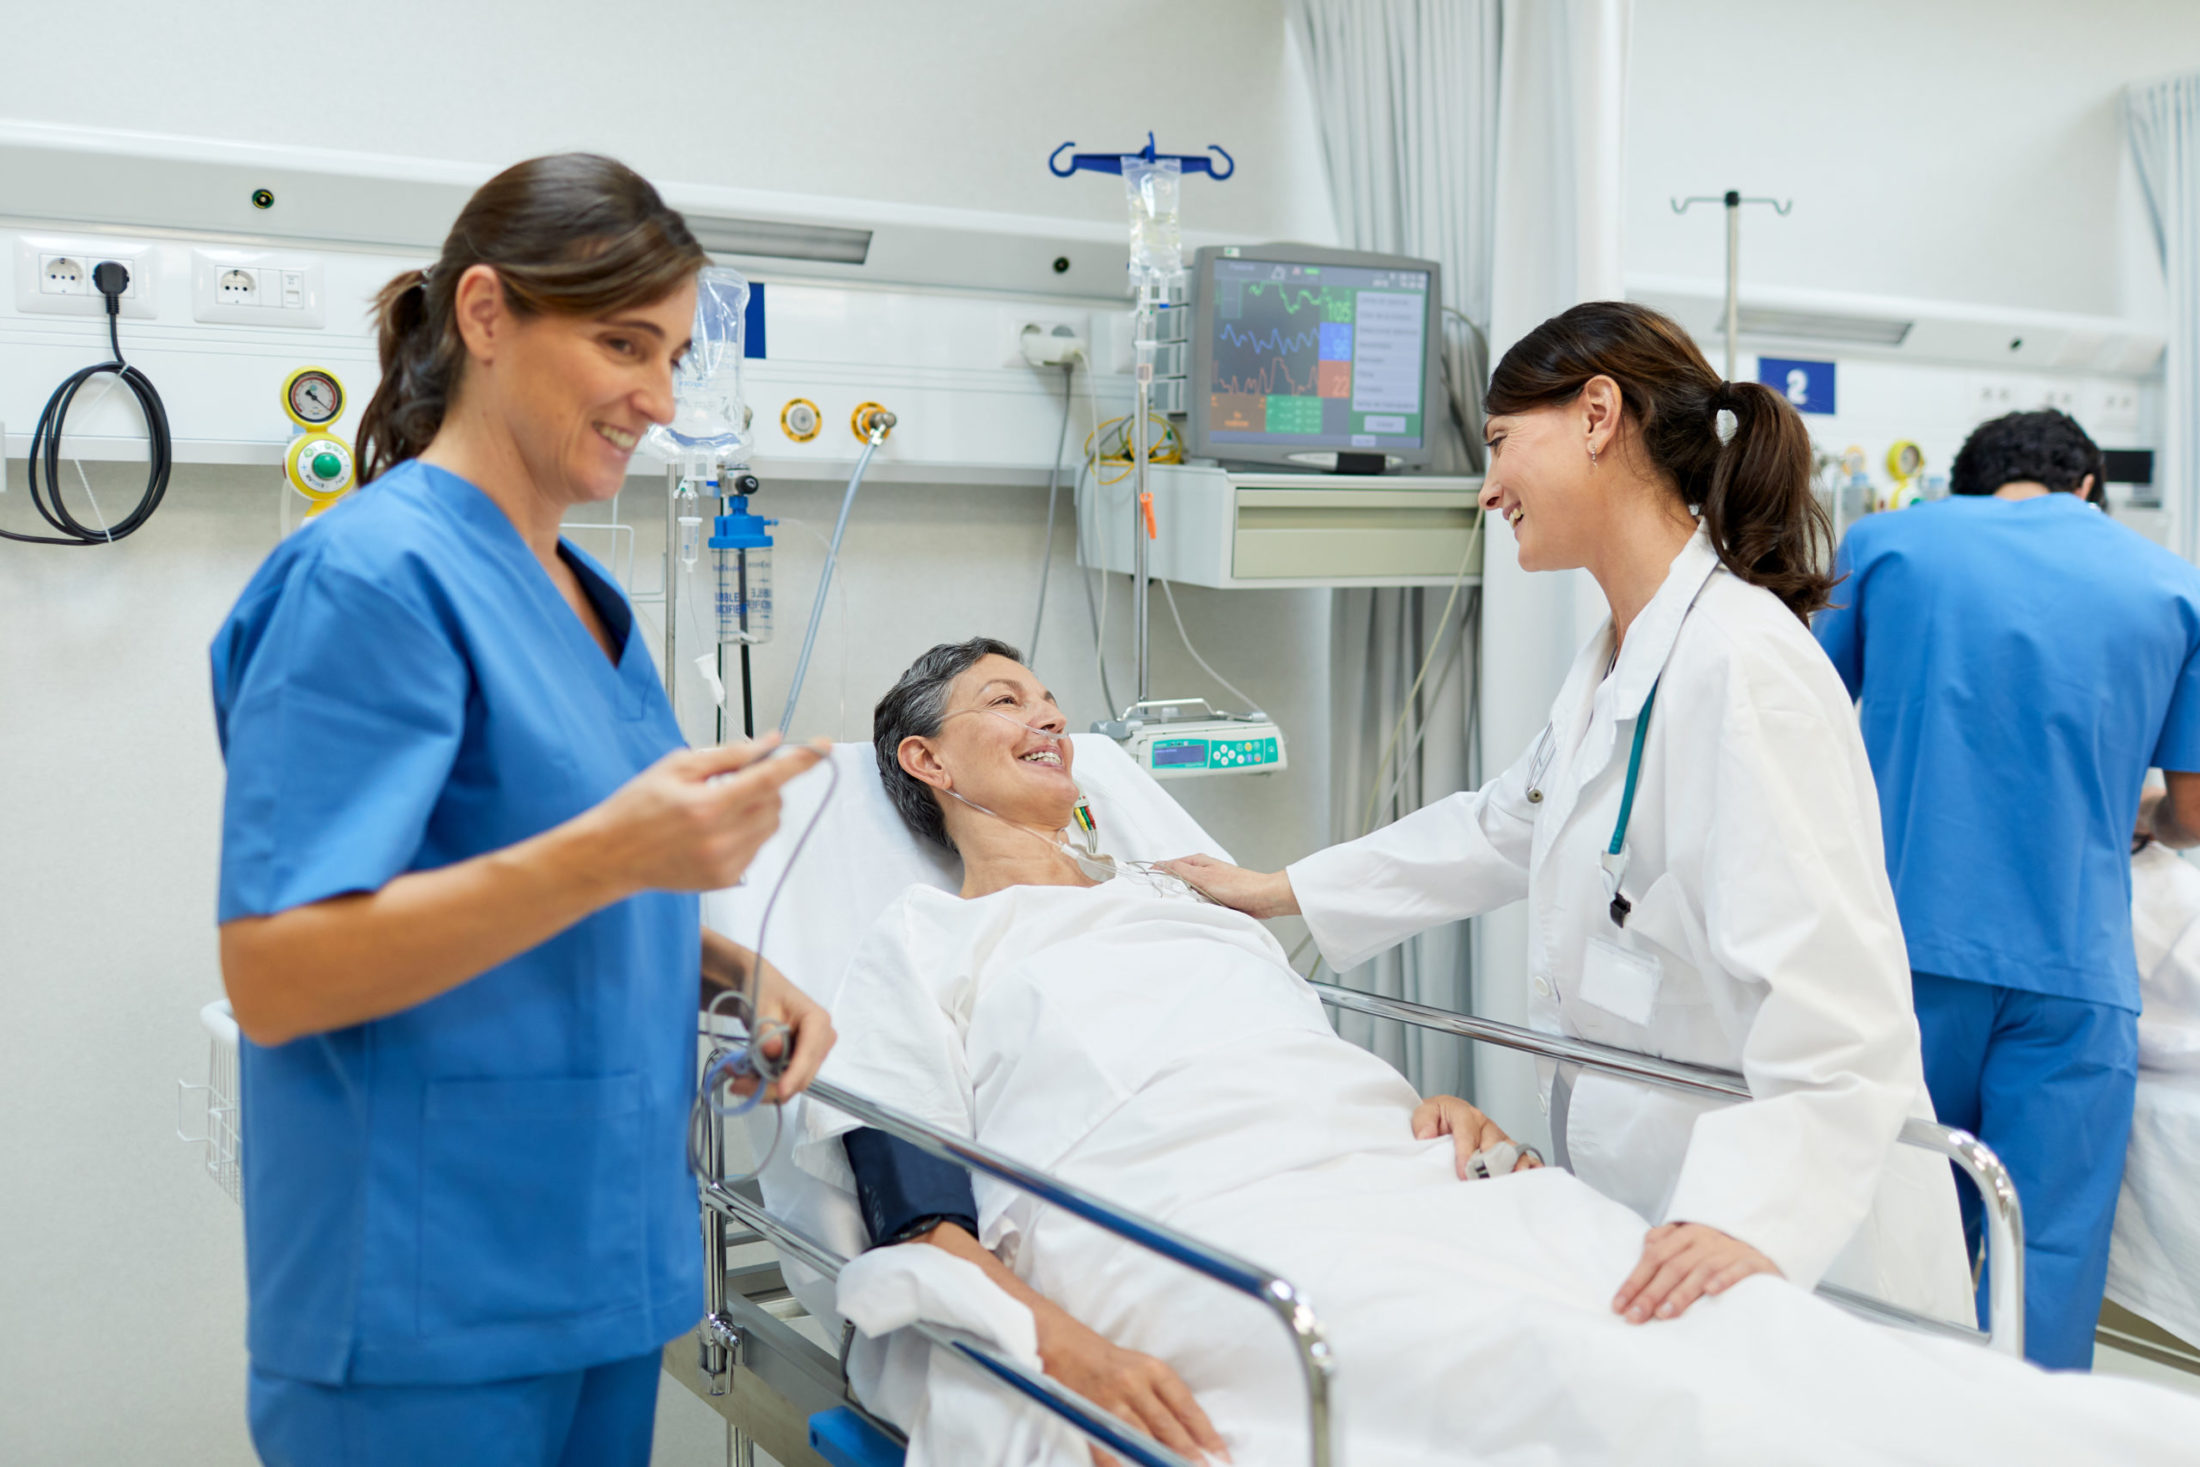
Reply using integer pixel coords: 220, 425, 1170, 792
1008, 312, 1091, 368
14, 234, 158, 319
2086, 383, 2142, 434
40, 255, 86, 294
1968, 376, 2021, 424
191, 247, 325, 327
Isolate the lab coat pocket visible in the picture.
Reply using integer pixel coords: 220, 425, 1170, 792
418, 1072, 646, 1332
1579, 936, 1663, 1027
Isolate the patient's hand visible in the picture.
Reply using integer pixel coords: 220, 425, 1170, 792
909, 1221, 1229, 1463
1036, 1310, 1230, 1467
1412, 1096, 1541, 1178
1154, 854, 1300, 919
1613, 1222, 1781, 1324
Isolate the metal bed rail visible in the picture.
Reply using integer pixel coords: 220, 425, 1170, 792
1309, 980, 2026, 1358
694, 1065, 1338, 1467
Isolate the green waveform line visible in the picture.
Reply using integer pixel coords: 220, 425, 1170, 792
1243, 282, 1354, 323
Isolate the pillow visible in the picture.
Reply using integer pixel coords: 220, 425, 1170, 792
701, 733, 1233, 1328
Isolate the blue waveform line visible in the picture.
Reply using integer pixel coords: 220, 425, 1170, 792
1216, 321, 1318, 356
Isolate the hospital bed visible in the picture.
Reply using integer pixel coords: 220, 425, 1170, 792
684, 736, 2029, 1467
2106, 843, 2200, 1369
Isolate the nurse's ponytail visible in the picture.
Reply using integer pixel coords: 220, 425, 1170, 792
356, 153, 707, 484
1486, 302, 1835, 622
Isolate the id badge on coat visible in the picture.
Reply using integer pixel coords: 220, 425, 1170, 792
1579, 935, 1663, 1026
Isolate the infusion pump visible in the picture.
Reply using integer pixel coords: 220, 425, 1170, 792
1113, 708, 1288, 780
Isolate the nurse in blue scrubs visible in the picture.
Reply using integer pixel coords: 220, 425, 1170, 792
1816, 408, 2200, 1368
210, 154, 834, 1466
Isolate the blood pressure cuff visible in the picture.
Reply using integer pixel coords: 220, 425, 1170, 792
843, 1128, 979, 1247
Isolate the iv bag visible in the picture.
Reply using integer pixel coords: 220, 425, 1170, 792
1122, 157, 1185, 290
643, 265, 752, 474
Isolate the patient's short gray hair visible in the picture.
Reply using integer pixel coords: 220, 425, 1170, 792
874, 637, 1025, 852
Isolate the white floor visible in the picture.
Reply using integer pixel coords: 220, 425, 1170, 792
2096, 1340, 2200, 1397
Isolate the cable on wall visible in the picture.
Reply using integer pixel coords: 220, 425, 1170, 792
3, 262, 173, 547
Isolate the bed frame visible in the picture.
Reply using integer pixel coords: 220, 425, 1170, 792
676, 986, 2027, 1467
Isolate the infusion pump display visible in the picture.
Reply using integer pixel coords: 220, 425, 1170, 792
1205, 258, 1430, 454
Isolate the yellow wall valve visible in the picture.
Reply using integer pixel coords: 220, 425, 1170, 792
850, 402, 896, 442
285, 433, 356, 513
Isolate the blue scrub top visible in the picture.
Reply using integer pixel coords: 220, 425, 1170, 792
211, 460, 703, 1386
1815, 493, 2200, 1010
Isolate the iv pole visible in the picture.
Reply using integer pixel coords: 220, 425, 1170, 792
1669, 191, 1792, 380
1050, 134, 1232, 730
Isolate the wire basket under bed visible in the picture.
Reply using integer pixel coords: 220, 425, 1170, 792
177, 998, 241, 1205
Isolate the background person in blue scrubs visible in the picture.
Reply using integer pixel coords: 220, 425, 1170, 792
211, 154, 835, 1466
1815, 408, 2200, 1367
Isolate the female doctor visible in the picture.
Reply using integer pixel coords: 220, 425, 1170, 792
1170, 302, 1972, 1328
212, 155, 833, 1465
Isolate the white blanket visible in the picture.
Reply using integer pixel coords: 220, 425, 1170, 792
2112, 844, 2200, 1346
2131, 842, 2200, 1072
801, 878, 2200, 1465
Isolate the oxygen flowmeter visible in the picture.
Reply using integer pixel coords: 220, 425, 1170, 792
279, 365, 355, 523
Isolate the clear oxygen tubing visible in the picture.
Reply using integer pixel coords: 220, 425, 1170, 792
932, 708, 1205, 896
780, 422, 890, 736
1027, 361, 1081, 658
688, 749, 844, 1187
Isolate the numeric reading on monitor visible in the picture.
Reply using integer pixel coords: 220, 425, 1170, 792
1207, 259, 1428, 452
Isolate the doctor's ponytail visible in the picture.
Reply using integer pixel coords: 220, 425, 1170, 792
355, 153, 707, 484
1486, 302, 1835, 622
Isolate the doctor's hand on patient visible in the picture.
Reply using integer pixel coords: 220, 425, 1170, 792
1612, 1222, 1780, 1324
1154, 855, 1300, 919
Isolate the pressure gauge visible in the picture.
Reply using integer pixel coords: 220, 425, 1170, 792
285, 433, 356, 511
1886, 440, 1924, 481
282, 367, 346, 429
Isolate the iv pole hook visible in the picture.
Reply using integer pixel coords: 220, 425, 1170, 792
1670, 192, 1793, 381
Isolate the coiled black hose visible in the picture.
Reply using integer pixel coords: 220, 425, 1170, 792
4, 274, 172, 546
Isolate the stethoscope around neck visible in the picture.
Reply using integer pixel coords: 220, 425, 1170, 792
1522, 670, 1663, 931
1521, 575, 1710, 930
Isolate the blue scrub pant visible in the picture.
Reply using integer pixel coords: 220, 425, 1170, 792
1911, 972, 2138, 1370
248, 1349, 660, 1467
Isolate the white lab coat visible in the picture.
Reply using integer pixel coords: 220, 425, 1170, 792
1290, 528, 1974, 1319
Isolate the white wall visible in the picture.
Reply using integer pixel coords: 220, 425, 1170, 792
0, 0, 1337, 247
0, 6, 1337, 1464
1627, 0, 2200, 318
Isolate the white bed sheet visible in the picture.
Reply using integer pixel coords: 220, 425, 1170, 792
701, 733, 1232, 1328
2112, 845, 2200, 1346
2109, 1069, 2200, 1347
806, 872, 2200, 1466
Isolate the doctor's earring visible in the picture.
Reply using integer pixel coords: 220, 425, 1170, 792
1587, 440, 1598, 467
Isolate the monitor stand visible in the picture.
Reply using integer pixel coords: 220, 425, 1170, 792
1331, 451, 1387, 476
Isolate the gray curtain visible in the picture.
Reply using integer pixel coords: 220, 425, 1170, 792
1288, 0, 1503, 1096
2129, 75, 2200, 566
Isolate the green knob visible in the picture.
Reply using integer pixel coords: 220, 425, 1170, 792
311, 452, 343, 481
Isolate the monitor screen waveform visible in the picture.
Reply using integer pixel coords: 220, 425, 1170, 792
1205, 258, 1429, 448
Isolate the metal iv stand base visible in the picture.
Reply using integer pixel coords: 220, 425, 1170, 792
1090, 273, 1265, 743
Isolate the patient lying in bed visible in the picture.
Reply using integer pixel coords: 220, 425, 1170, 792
796, 639, 2200, 1467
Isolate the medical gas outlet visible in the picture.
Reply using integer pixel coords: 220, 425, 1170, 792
285, 434, 355, 509
279, 366, 355, 522
851, 403, 896, 442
